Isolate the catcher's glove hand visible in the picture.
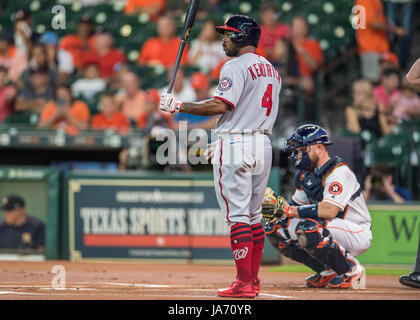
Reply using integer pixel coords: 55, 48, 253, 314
261, 187, 288, 222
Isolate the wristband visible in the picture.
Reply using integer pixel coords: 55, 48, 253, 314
297, 204, 319, 219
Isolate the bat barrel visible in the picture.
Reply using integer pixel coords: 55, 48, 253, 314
167, 41, 187, 94
167, 0, 200, 94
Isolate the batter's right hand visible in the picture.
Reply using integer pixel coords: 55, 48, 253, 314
159, 89, 182, 113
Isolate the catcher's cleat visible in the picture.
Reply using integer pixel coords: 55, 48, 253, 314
328, 262, 365, 289
399, 272, 420, 289
305, 269, 336, 288
217, 279, 256, 298
252, 278, 260, 296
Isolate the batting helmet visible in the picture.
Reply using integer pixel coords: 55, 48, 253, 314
215, 15, 261, 48
285, 124, 333, 170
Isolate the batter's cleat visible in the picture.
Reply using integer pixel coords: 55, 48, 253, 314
328, 262, 366, 289
217, 279, 256, 298
252, 278, 260, 296
306, 269, 337, 288
399, 272, 420, 289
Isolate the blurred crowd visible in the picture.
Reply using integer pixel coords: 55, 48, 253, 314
0, 3, 228, 134
0, 1, 417, 137
0, 1, 419, 183
346, 0, 420, 139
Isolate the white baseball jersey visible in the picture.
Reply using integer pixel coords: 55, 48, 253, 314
211, 52, 281, 226
282, 164, 372, 257
292, 165, 371, 227
213, 52, 281, 135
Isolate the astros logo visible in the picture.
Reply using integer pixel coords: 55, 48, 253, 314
329, 182, 343, 195
233, 247, 248, 260
218, 77, 232, 91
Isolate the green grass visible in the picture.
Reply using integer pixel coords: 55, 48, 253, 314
267, 265, 412, 276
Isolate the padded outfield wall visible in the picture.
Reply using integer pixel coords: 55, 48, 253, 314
0, 166, 419, 265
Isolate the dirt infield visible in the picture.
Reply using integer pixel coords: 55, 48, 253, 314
0, 260, 419, 300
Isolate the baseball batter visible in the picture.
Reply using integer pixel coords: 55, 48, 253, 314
160, 15, 281, 298
262, 124, 371, 289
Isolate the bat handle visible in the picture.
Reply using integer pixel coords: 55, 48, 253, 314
167, 41, 187, 94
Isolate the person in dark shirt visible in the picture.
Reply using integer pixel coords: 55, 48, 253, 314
345, 79, 390, 140
0, 194, 45, 252
363, 163, 412, 203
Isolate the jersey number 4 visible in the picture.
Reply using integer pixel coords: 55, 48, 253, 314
262, 84, 273, 116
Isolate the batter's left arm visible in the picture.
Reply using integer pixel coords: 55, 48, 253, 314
160, 90, 230, 115
180, 98, 230, 116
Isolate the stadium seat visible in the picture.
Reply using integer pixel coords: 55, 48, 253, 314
0, 15, 13, 32
367, 133, 411, 167
3, 112, 40, 127
137, 66, 167, 90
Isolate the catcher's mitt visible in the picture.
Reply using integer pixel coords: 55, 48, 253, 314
262, 187, 287, 222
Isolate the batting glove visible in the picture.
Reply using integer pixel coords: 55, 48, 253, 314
160, 89, 182, 113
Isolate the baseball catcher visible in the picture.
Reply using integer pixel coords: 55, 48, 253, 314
262, 124, 372, 289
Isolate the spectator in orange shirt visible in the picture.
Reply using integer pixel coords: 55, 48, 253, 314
355, 0, 407, 83
91, 92, 129, 134
38, 84, 90, 135
287, 16, 324, 121
59, 14, 95, 70
138, 15, 189, 68
114, 71, 148, 125
290, 16, 324, 80
124, 0, 166, 22
259, 2, 289, 62
83, 30, 127, 80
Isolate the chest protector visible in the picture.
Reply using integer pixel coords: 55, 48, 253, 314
294, 156, 345, 204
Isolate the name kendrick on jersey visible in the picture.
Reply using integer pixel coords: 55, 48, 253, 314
248, 62, 281, 83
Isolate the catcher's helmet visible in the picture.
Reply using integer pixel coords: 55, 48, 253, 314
285, 124, 333, 153
215, 15, 261, 48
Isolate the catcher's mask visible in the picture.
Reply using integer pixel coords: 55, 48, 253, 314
284, 124, 333, 170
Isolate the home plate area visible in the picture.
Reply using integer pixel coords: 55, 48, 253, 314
0, 261, 418, 300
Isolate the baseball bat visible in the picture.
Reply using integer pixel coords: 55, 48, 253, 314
167, 0, 200, 94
